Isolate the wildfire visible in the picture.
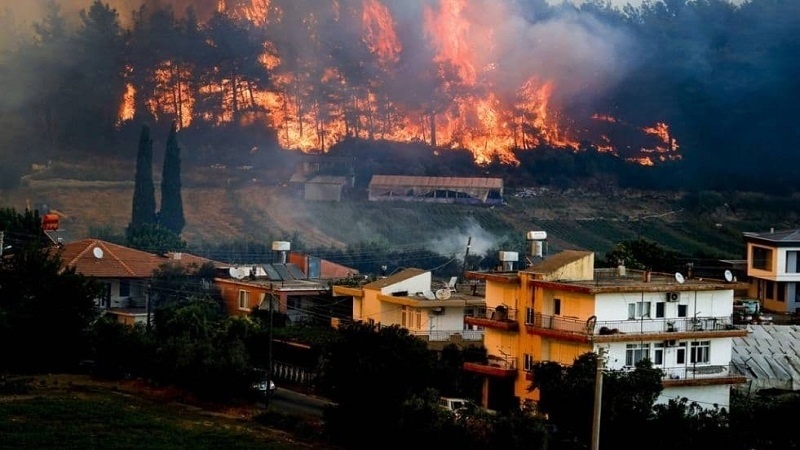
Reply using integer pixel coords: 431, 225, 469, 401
117, 0, 681, 166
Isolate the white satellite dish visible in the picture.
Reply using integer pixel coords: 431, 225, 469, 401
235, 268, 247, 279
229, 267, 246, 279
92, 247, 104, 259
674, 272, 685, 284
724, 270, 734, 283
435, 289, 452, 300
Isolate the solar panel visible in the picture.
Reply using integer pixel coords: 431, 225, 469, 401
273, 264, 292, 280
263, 265, 282, 281
286, 263, 306, 279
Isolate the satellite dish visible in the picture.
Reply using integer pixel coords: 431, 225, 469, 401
92, 247, 104, 259
724, 270, 734, 283
435, 289, 452, 300
674, 272, 685, 284
229, 267, 246, 279
235, 268, 247, 279
228, 267, 238, 278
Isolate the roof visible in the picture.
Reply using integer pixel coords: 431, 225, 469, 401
307, 175, 348, 185
523, 250, 593, 274
744, 229, 800, 246
363, 268, 427, 289
58, 239, 222, 278
369, 175, 503, 189
57, 239, 166, 278
732, 325, 800, 392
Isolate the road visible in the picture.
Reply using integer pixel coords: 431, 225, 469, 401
258, 386, 334, 418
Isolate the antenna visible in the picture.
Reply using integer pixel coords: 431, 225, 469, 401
674, 272, 685, 284
92, 247, 104, 259
724, 270, 734, 283
435, 289, 452, 300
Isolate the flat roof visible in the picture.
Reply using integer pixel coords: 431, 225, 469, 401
369, 175, 503, 189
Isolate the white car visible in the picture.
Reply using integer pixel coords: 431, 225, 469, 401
251, 377, 276, 396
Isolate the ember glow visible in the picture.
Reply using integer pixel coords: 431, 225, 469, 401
117, 0, 682, 166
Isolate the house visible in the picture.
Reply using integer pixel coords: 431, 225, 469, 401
464, 249, 748, 411
57, 239, 222, 325
368, 175, 504, 205
332, 268, 485, 349
743, 229, 800, 314
216, 260, 355, 324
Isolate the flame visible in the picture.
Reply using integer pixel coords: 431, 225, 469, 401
362, 0, 401, 67
115, 0, 680, 167
117, 83, 135, 126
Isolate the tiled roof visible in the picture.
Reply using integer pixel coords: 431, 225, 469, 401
57, 239, 222, 279
523, 250, 594, 274
744, 229, 800, 242
363, 268, 427, 289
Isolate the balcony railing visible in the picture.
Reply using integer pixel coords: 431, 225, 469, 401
463, 353, 518, 378
528, 313, 741, 340
659, 363, 746, 386
410, 329, 484, 342
464, 306, 519, 331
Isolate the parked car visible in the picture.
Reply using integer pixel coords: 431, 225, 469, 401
252, 378, 276, 395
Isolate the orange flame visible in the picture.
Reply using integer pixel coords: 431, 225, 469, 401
362, 0, 401, 67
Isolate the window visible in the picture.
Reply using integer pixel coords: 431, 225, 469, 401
526, 307, 535, 325
653, 342, 665, 365
238, 290, 250, 310
751, 246, 773, 271
676, 343, 686, 364
553, 298, 561, 315
678, 304, 688, 318
766, 280, 775, 300
401, 306, 422, 329
401, 306, 409, 328
655, 302, 665, 318
787, 251, 800, 273
627, 302, 651, 320
690, 341, 710, 363
778, 282, 786, 302
625, 343, 650, 366
523, 353, 535, 371
119, 280, 130, 297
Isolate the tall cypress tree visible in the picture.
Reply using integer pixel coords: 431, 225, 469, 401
159, 121, 185, 235
129, 125, 156, 228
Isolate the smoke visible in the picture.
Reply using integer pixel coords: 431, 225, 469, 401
426, 217, 503, 259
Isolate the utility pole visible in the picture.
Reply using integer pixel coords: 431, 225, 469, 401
0, 231, 4, 256
591, 348, 607, 450
268, 283, 275, 404
461, 236, 472, 278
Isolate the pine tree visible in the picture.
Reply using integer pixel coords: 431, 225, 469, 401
159, 121, 185, 235
129, 124, 156, 228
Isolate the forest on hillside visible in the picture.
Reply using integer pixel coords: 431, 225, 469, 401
0, 0, 797, 193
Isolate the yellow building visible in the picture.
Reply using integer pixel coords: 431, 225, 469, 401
465, 250, 748, 411
332, 268, 485, 348
743, 229, 800, 313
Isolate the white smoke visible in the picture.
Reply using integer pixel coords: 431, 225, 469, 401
426, 217, 503, 259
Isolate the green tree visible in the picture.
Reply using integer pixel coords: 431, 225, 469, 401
0, 240, 100, 373
602, 238, 682, 272
317, 322, 435, 446
126, 222, 185, 254
159, 121, 185, 235
530, 352, 663, 448
129, 125, 157, 229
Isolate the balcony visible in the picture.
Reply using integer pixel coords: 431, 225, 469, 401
464, 306, 519, 331
660, 364, 747, 387
463, 354, 517, 378
526, 313, 748, 343
410, 329, 484, 342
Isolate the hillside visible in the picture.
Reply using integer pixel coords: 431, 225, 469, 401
4, 157, 799, 263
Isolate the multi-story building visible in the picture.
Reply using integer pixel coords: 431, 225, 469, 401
743, 229, 800, 314
332, 268, 485, 349
464, 250, 748, 411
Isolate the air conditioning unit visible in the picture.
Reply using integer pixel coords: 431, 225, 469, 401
666, 292, 680, 302
432, 307, 444, 315
664, 339, 677, 347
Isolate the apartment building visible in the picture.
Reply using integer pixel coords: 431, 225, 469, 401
464, 250, 748, 411
743, 229, 800, 313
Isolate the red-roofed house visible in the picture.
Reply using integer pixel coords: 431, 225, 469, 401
57, 239, 224, 325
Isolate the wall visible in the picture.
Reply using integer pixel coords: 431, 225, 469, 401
659, 385, 730, 409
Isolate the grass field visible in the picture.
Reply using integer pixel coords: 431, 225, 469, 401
0, 375, 325, 450
2, 158, 797, 260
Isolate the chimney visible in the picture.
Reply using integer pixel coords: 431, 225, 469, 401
272, 241, 291, 263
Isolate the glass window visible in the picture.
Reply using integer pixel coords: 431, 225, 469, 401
751, 246, 773, 271
676, 343, 686, 364
787, 251, 800, 273
655, 302, 665, 318
553, 298, 561, 315
690, 341, 710, 363
119, 280, 130, 297
766, 281, 775, 300
778, 282, 786, 302
523, 353, 535, 371
526, 307, 535, 325
625, 343, 650, 366
401, 306, 408, 328
238, 290, 250, 310
627, 302, 651, 319
653, 342, 665, 365
678, 304, 688, 318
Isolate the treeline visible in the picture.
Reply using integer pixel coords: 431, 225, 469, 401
0, 1, 799, 193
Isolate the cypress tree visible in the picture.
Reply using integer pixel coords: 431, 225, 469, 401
129, 124, 156, 228
159, 121, 185, 235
